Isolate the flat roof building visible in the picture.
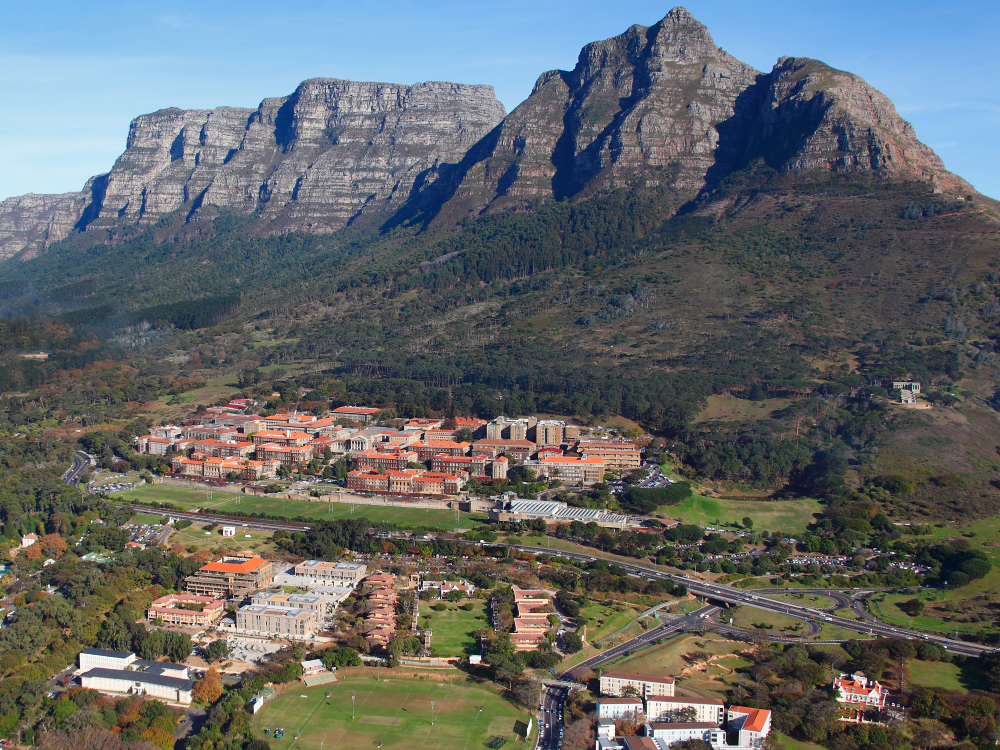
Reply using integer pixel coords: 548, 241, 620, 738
489, 499, 636, 528
292, 560, 367, 586
236, 603, 320, 639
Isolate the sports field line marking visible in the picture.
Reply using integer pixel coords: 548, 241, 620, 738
282, 684, 336, 749
378, 683, 414, 747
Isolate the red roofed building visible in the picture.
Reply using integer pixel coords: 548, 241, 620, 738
251, 430, 312, 447
353, 449, 418, 472
410, 441, 471, 461
833, 672, 886, 706
184, 555, 278, 598
727, 706, 773, 747
254, 443, 313, 466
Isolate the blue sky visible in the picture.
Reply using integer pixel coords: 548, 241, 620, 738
2, 0, 997, 200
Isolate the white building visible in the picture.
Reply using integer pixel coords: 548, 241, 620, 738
600, 671, 675, 698
597, 697, 644, 720
20, 534, 38, 548
645, 696, 725, 724
222, 526, 236, 537
646, 722, 720, 745
726, 707, 773, 749
78, 648, 194, 705
79, 648, 137, 671
833, 672, 886, 706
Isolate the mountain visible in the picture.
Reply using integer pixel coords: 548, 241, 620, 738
408, 8, 971, 226
0, 79, 505, 260
0, 7, 975, 262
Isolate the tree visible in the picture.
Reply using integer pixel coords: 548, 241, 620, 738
562, 632, 583, 653
205, 639, 229, 663
512, 679, 540, 709
164, 631, 193, 663
138, 630, 165, 660
192, 668, 223, 704
742, 517, 753, 529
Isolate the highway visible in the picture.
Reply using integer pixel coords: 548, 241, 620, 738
538, 683, 567, 749
560, 606, 719, 678
62, 450, 91, 487
512, 544, 993, 658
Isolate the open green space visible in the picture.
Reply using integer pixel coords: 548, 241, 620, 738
660, 494, 822, 536
251, 676, 531, 750
768, 593, 837, 608
905, 658, 984, 693
776, 732, 827, 750
605, 632, 748, 699
116, 483, 484, 528
732, 607, 806, 635
872, 592, 988, 635
425, 600, 489, 657
582, 601, 641, 644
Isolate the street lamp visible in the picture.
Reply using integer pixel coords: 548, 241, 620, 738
431, 701, 434, 725
352, 694, 356, 719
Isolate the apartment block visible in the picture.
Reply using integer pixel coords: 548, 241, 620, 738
645, 697, 724, 724
486, 416, 537, 441
527, 455, 606, 485
535, 420, 565, 447
292, 560, 367, 586
236, 603, 319, 638
600, 671, 676, 698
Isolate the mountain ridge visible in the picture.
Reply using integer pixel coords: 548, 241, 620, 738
0, 6, 978, 263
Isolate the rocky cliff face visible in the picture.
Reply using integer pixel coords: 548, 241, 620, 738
425, 7, 761, 217
413, 8, 970, 222
0, 7, 972, 260
743, 57, 972, 194
0, 79, 505, 259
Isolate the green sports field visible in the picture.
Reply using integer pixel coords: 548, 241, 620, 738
252, 677, 532, 750
115, 483, 485, 528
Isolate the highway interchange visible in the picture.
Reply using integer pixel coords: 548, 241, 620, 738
509, 544, 994, 659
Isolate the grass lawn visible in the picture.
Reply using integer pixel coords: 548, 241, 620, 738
776, 732, 826, 750
166, 521, 277, 555
905, 659, 985, 692
872, 593, 985, 635
252, 676, 531, 750
118, 484, 484, 528
659, 494, 822, 536
732, 608, 806, 635
581, 601, 641, 644
606, 632, 748, 699
816, 622, 869, 641
768, 593, 837, 607
424, 600, 489, 657
129, 513, 167, 525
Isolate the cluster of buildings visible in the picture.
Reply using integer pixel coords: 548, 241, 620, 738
596, 672, 771, 750
136, 404, 643, 493
361, 571, 399, 649
77, 648, 195, 705
230, 560, 367, 639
